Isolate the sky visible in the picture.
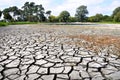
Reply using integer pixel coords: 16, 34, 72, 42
0, 0, 120, 16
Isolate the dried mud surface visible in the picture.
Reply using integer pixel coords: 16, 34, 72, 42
0, 24, 120, 80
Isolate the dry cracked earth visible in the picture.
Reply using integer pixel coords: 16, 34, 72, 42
0, 24, 120, 80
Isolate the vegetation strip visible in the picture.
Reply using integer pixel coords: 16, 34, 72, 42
0, 2, 120, 27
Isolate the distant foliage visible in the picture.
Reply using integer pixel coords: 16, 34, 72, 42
114, 12, 120, 22
112, 7, 120, 17
69, 17, 77, 22
75, 5, 88, 22
46, 10, 51, 21
88, 14, 113, 22
112, 7, 120, 22
88, 14, 103, 22
22, 2, 46, 22
102, 15, 112, 22
0, 10, 2, 18
59, 11, 70, 22
1, 2, 51, 22
3, 13, 12, 22
49, 15, 59, 22
0, 2, 120, 23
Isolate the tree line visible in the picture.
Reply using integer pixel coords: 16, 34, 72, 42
0, 2, 120, 22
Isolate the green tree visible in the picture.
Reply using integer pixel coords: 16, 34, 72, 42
102, 15, 112, 22
10, 6, 18, 15
46, 11, 51, 17
0, 10, 2, 18
16, 9, 25, 21
9, 6, 21, 21
35, 4, 46, 22
112, 7, 120, 22
3, 6, 22, 21
75, 5, 88, 22
22, 2, 46, 22
95, 14, 103, 22
59, 11, 70, 22
46, 10, 51, 21
3, 12, 12, 22
3, 8, 12, 21
112, 7, 120, 17
3, 8, 10, 13
114, 12, 120, 22
29, 2, 35, 15
22, 2, 35, 21
22, 2, 29, 19
88, 14, 103, 22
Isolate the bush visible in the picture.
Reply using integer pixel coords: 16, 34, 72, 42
88, 14, 103, 22
49, 15, 59, 22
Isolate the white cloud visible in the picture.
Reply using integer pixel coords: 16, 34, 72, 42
0, 0, 120, 16
0, 0, 52, 9
50, 0, 105, 16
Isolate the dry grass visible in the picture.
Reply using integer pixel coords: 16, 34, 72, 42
68, 35, 120, 46
66, 34, 120, 56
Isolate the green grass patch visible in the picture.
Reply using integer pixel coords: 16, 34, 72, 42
0, 22, 8, 27
0, 21, 38, 27
8, 22, 38, 25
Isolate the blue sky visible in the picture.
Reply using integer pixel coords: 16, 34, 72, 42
0, 0, 120, 16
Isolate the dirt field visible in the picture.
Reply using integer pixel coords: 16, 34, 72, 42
31, 24, 120, 56
0, 24, 120, 80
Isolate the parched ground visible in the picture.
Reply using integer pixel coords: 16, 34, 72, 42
0, 24, 120, 80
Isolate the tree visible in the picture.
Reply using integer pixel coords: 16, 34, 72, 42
102, 15, 112, 22
112, 7, 120, 17
114, 12, 120, 22
22, 2, 46, 22
3, 6, 21, 21
22, 2, 35, 21
112, 7, 120, 22
22, 2, 29, 18
29, 2, 35, 15
9, 6, 21, 21
3, 12, 12, 22
88, 14, 103, 22
46, 11, 51, 17
75, 5, 88, 22
35, 4, 46, 22
94, 14, 103, 22
3, 8, 10, 13
10, 6, 18, 15
0, 10, 2, 18
59, 11, 70, 22
3, 8, 12, 21
46, 10, 51, 21
38, 5, 46, 22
